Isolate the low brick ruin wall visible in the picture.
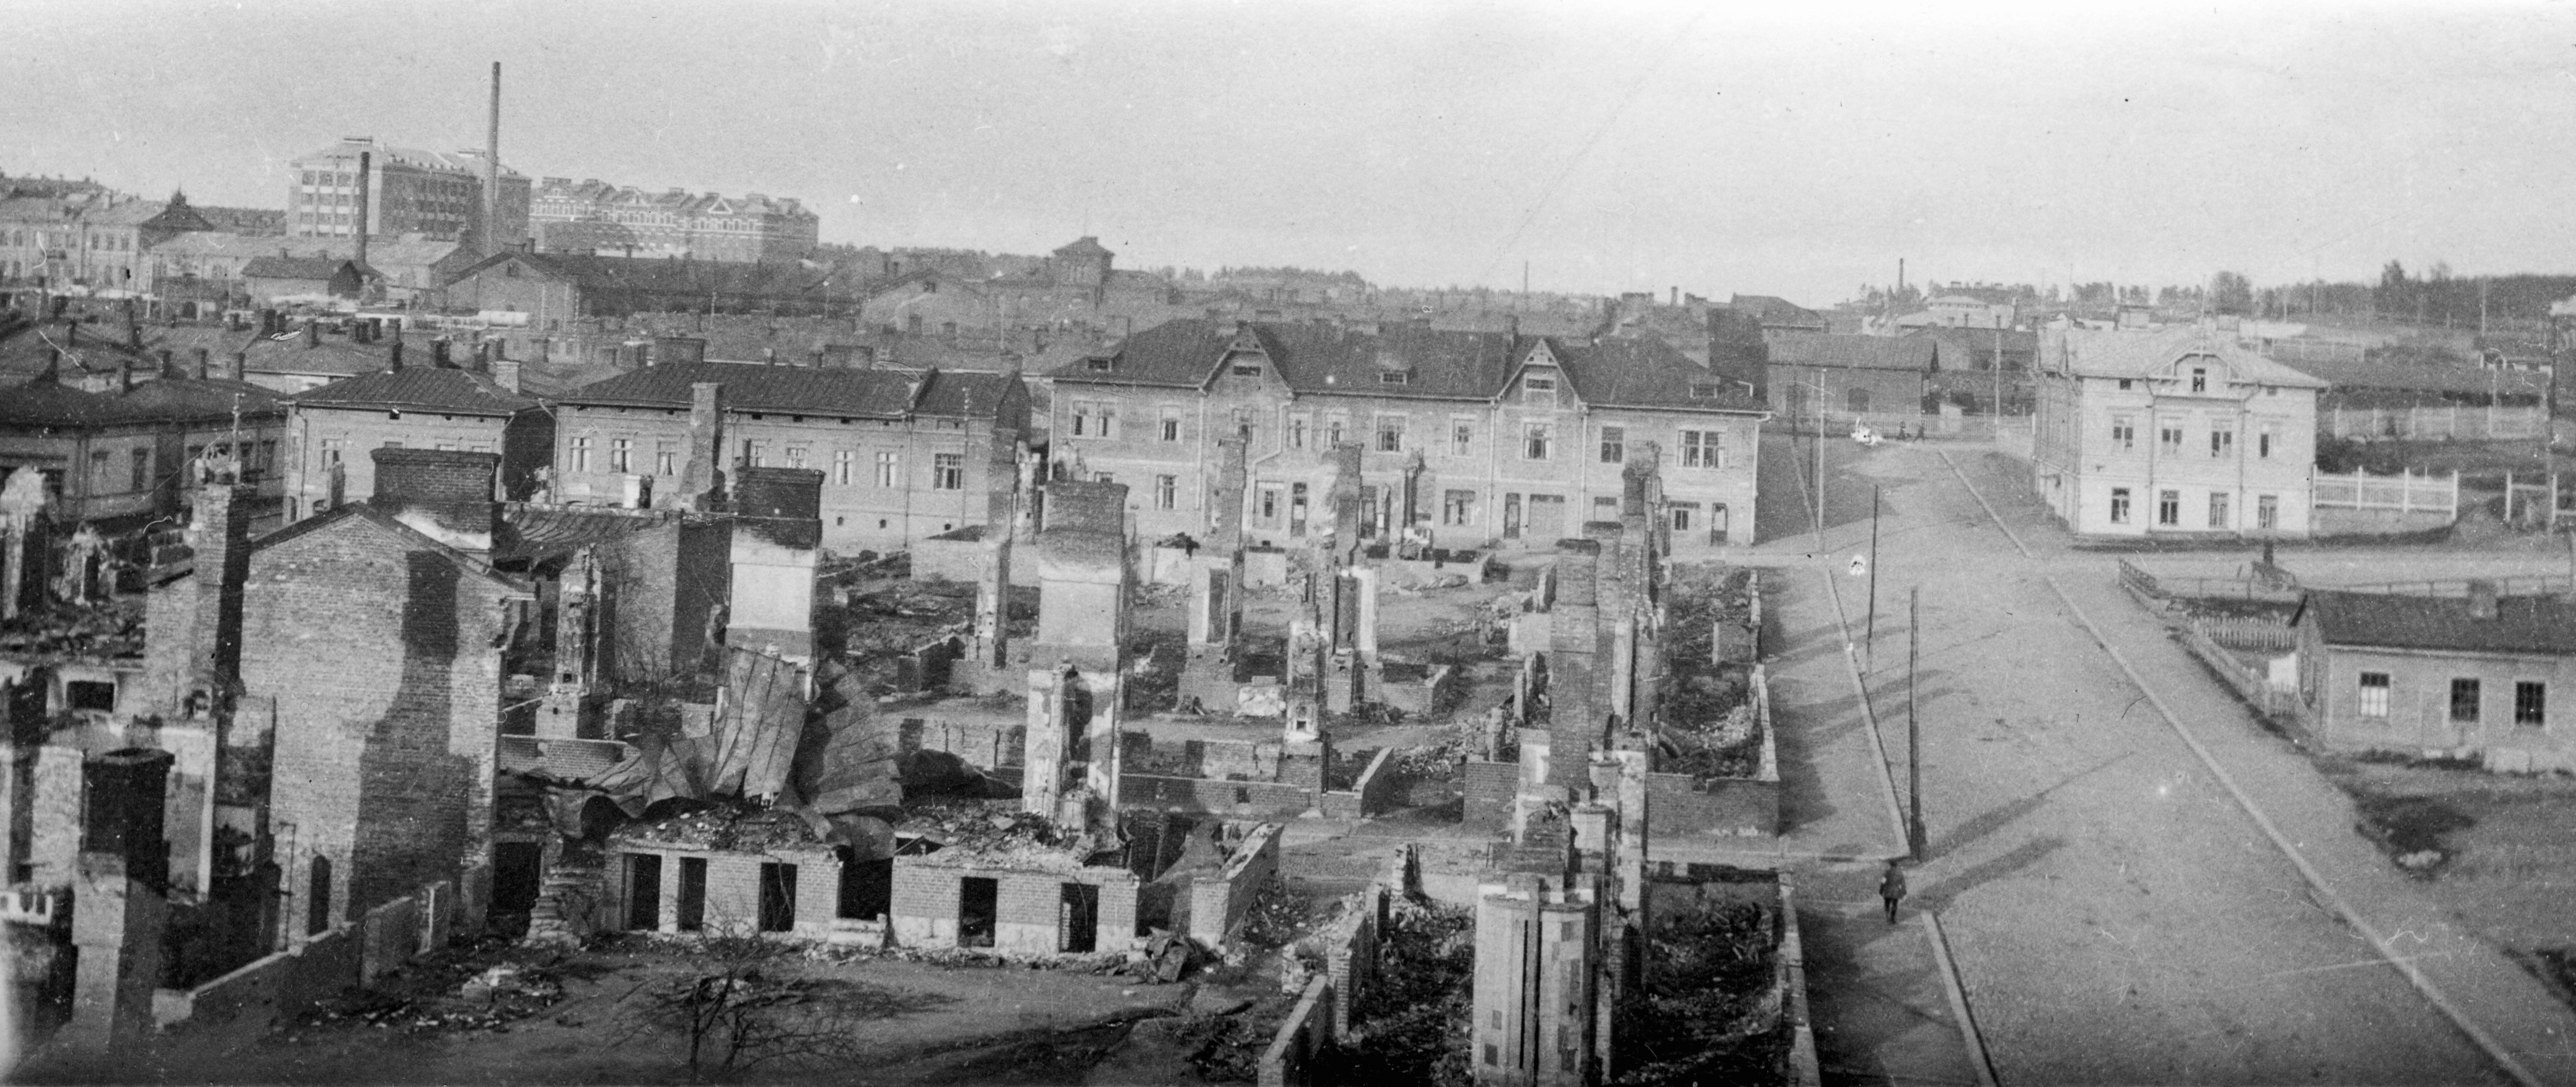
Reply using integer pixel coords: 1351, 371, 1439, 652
898, 715, 1025, 771
1126, 774, 1313, 816
1257, 974, 1336, 1087
1186, 823, 1282, 950
888, 861, 1142, 956
160, 877, 456, 1032
1316, 747, 1396, 819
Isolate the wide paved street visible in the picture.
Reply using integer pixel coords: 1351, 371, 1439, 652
1752, 435, 2576, 1086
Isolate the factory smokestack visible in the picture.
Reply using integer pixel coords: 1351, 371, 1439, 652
353, 150, 371, 272
485, 61, 502, 257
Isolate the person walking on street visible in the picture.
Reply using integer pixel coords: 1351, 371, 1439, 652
1879, 860, 1908, 924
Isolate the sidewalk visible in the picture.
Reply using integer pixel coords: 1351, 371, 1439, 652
1801, 864, 1991, 1087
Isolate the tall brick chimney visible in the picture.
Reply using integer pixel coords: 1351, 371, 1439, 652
353, 150, 372, 272
677, 382, 726, 512
727, 466, 825, 666
61, 748, 172, 1049
185, 484, 254, 719
369, 448, 501, 553
81, 749, 172, 892
222, 351, 246, 382
492, 357, 521, 393
387, 338, 405, 373
2468, 579, 2499, 620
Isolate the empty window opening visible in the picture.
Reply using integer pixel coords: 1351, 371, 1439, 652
839, 856, 891, 920
65, 681, 115, 712
1060, 882, 1099, 953
307, 855, 333, 935
627, 854, 663, 929
959, 877, 999, 947
677, 856, 708, 931
758, 862, 799, 932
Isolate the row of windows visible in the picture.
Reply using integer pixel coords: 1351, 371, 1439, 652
2357, 672, 2547, 726
1063, 400, 1733, 468
0, 230, 128, 250
85, 440, 277, 494
564, 437, 968, 490
2106, 487, 2280, 530
2106, 414, 2281, 459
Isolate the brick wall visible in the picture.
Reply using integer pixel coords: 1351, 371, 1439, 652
256, 514, 517, 934
1186, 822, 1280, 949
888, 859, 1141, 954
1257, 974, 1334, 1087
1123, 774, 1311, 817
1461, 759, 1516, 824
1321, 886, 1381, 1038
899, 716, 1025, 771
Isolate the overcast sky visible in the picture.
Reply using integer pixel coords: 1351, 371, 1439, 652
5, 1, 2572, 306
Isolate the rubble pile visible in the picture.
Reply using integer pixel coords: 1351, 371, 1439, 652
298, 944, 573, 1036
612, 803, 823, 852
1658, 566, 1763, 779
0, 601, 144, 660
895, 799, 1097, 872
1612, 899, 1786, 1087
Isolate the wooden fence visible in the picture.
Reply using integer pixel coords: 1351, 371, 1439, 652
2310, 467, 2458, 514
2323, 404, 2548, 441
2190, 616, 2297, 653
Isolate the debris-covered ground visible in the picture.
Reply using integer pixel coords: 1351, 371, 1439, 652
1318, 896, 1476, 1087
1658, 564, 1764, 778
0, 599, 144, 660
1613, 899, 1787, 1086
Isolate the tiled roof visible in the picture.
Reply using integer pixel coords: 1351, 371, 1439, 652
195, 207, 285, 235
243, 255, 377, 281
112, 376, 287, 423
2304, 590, 2576, 656
445, 251, 828, 299
1053, 236, 1113, 258
1727, 294, 1827, 327
562, 360, 1015, 419
1765, 332, 1939, 372
1049, 318, 1765, 412
291, 367, 539, 414
2051, 327, 2328, 388
2268, 355, 2551, 397
0, 376, 128, 426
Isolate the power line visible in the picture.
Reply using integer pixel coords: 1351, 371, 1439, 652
1472, 9, 1712, 290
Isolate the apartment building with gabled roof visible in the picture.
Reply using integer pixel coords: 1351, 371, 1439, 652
1043, 317, 1768, 552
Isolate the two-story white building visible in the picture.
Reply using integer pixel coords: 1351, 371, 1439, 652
2030, 326, 2326, 538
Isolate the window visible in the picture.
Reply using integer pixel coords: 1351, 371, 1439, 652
1374, 415, 1405, 453
626, 855, 662, 930
2111, 415, 2134, 449
834, 450, 855, 485
1680, 430, 1723, 470
1231, 364, 1262, 377
1070, 399, 1115, 439
784, 445, 809, 470
1288, 416, 1308, 450
2210, 427, 2233, 458
2449, 679, 2481, 723
1154, 475, 1177, 509
1378, 371, 1410, 386
608, 438, 632, 473
2190, 367, 2207, 393
655, 442, 677, 476
758, 862, 798, 932
933, 453, 964, 490
1159, 407, 1182, 443
2109, 487, 2131, 523
875, 452, 899, 487
1326, 415, 1347, 447
1086, 357, 1112, 372
2118, 378, 2133, 391
307, 856, 333, 936
1846, 387, 1871, 413
1258, 486, 1281, 524
1670, 503, 1693, 531
2359, 672, 2391, 718
676, 856, 707, 931
2158, 419, 2184, 454
1441, 489, 1476, 526
2208, 492, 2229, 528
1599, 426, 1624, 464
2156, 490, 2180, 526
2516, 682, 2547, 727
2257, 494, 2279, 530
1522, 375, 1557, 405
1522, 422, 1552, 460
2258, 424, 2277, 459
128, 448, 149, 492
742, 439, 766, 467
87, 449, 110, 493
1451, 421, 1474, 457
320, 439, 343, 467
569, 436, 592, 473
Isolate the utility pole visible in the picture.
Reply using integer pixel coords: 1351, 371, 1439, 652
1865, 483, 1881, 670
1814, 387, 1827, 550
1908, 585, 1923, 860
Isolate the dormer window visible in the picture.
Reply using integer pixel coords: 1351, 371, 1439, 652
2190, 367, 2207, 393
1523, 375, 1557, 405
2117, 379, 2133, 391
1231, 364, 1263, 377
1087, 357, 1113, 372
1689, 383, 1719, 399
1379, 372, 1410, 386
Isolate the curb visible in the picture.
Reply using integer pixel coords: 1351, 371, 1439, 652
1921, 910, 2001, 1087
1815, 564, 1917, 863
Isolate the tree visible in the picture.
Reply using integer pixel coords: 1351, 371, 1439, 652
2211, 271, 2253, 316
615, 926, 937, 1077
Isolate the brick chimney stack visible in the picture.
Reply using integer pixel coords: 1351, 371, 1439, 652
2468, 579, 2499, 620
387, 338, 405, 373
678, 382, 726, 512
61, 748, 173, 1049
186, 484, 254, 720
353, 150, 371, 272
492, 358, 521, 394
